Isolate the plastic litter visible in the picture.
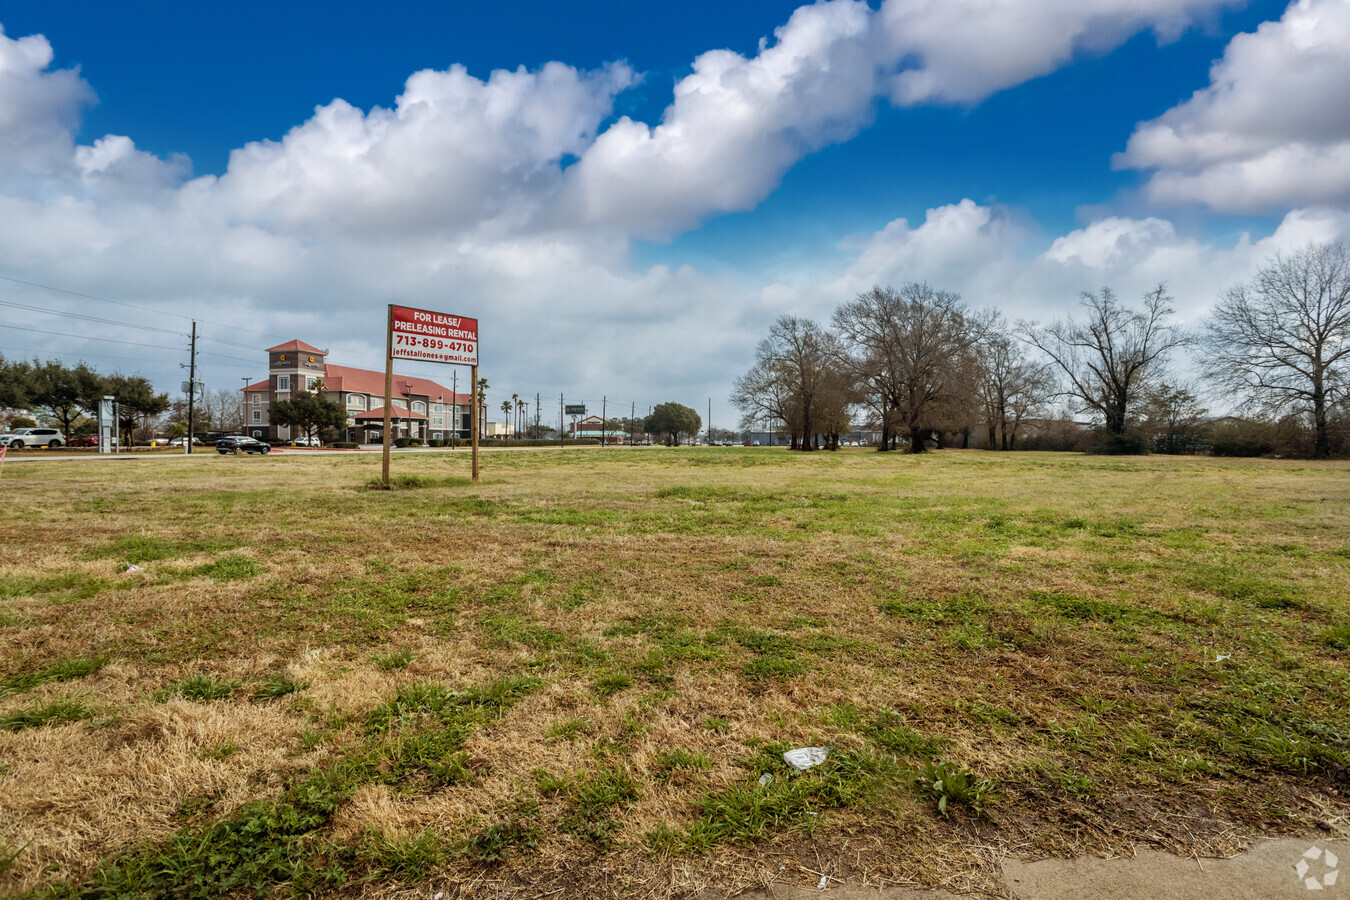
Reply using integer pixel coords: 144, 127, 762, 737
817, 875, 829, 890
1214, 653, 1232, 662
124, 565, 144, 574
783, 747, 829, 770
758, 773, 773, 787
434, 893, 444, 900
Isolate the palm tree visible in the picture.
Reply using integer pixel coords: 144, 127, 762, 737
516, 398, 526, 439
475, 378, 489, 441
510, 393, 520, 438
500, 400, 511, 438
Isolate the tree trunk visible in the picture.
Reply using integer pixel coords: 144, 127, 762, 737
987, 424, 996, 449
1313, 373, 1329, 457
908, 425, 927, 454
878, 424, 891, 451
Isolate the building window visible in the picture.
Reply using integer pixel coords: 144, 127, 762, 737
412, 401, 426, 413
251, 393, 261, 406
252, 410, 261, 422
277, 375, 290, 391
348, 395, 365, 408
433, 417, 443, 426
393, 399, 407, 409
433, 404, 442, 413
306, 376, 316, 390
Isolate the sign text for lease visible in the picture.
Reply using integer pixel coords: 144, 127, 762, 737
390, 305, 478, 366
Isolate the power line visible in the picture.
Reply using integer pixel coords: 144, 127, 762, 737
0, 322, 191, 353
0, 272, 296, 343
0, 298, 188, 338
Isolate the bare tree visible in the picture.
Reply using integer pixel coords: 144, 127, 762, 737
731, 355, 796, 444
977, 316, 1054, 450
1203, 242, 1350, 457
732, 315, 832, 451
833, 283, 979, 454
1138, 382, 1209, 455
1020, 284, 1189, 438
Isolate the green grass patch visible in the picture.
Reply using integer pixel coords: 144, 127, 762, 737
194, 555, 264, 582
1028, 590, 1148, 623
372, 648, 416, 670
0, 572, 107, 604
653, 748, 904, 852
86, 535, 244, 565
1321, 621, 1350, 651
561, 767, 642, 847
464, 811, 541, 863
366, 473, 473, 490
166, 674, 240, 703
0, 698, 95, 731
1, 655, 106, 697
251, 673, 307, 702
593, 671, 634, 698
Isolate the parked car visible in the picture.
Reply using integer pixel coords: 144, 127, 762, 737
68, 435, 99, 447
168, 436, 208, 447
0, 427, 63, 448
216, 435, 271, 455
287, 436, 321, 447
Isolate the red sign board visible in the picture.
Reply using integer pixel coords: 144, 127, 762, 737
390, 305, 478, 366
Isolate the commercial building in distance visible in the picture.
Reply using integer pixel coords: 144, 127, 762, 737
242, 340, 482, 443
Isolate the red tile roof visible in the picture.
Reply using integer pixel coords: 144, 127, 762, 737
354, 407, 428, 421
240, 349, 480, 405
323, 363, 473, 404
266, 339, 325, 354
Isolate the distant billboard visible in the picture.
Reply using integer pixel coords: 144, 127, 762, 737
390, 305, 478, 366
565, 404, 586, 416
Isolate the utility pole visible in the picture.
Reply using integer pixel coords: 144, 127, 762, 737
602, 396, 607, 448
631, 402, 635, 446
708, 398, 711, 446
240, 376, 250, 433
451, 370, 458, 449
470, 365, 479, 480
186, 321, 197, 455
559, 393, 564, 449
535, 392, 540, 440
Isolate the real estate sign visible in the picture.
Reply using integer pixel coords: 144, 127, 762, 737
383, 303, 480, 485
390, 305, 478, 366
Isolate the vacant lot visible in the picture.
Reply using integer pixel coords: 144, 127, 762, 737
1, 448, 1347, 898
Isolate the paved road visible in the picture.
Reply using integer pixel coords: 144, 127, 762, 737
0, 445, 540, 463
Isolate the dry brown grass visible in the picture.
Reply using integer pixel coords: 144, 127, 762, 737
0, 447, 1347, 897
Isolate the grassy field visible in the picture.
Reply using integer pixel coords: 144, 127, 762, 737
1, 447, 1347, 898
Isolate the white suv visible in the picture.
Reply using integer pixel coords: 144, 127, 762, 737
0, 428, 63, 448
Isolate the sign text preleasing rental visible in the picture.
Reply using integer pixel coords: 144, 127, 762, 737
390, 306, 478, 366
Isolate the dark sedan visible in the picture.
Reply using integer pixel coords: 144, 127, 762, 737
216, 435, 272, 455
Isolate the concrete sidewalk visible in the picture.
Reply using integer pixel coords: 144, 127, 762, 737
728, 836, 1346, 899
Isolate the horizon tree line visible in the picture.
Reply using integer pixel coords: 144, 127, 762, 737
732, 241, 1350, 458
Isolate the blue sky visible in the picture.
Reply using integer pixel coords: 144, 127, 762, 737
1, 0, 1347, 424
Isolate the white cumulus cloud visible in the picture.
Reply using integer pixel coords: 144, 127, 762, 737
0, 25, 93, 186
879, 0, 1241, 106
1117, 0, 1350, 211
